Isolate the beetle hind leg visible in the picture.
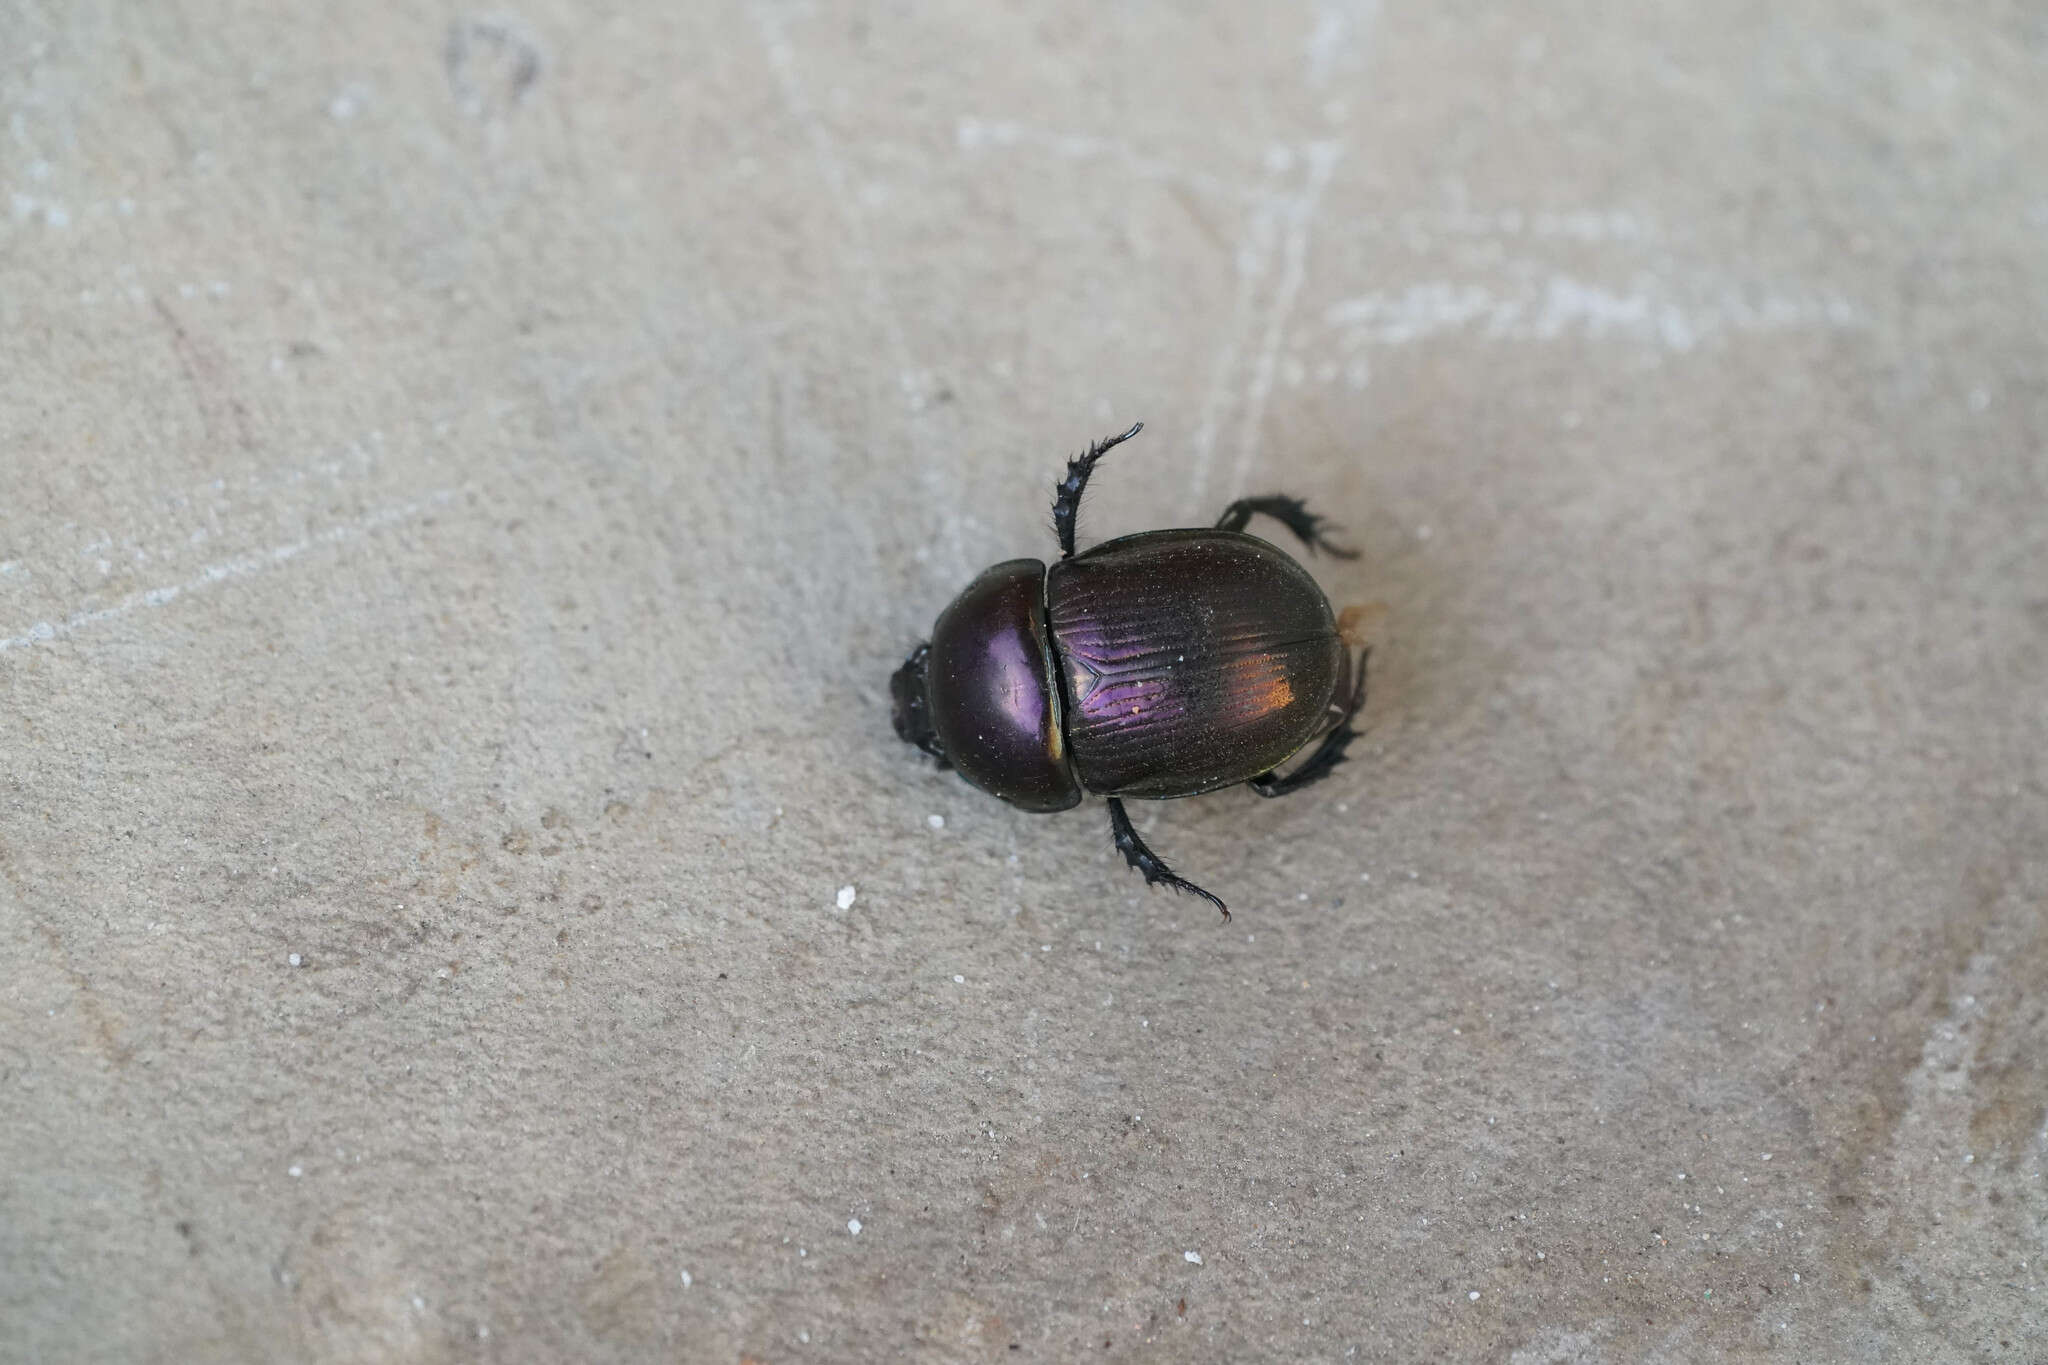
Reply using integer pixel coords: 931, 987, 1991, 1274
1250, 646, 1370, 798
1105, 797, 1229, 921
1214, 495, 1360, 559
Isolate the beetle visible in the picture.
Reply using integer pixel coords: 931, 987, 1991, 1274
890, 421, 1369, 919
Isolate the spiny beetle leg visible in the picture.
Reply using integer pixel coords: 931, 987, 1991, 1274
1214, 494, 1360, 559
1105, 796, 1229, 921
1052, 421, 1144, 559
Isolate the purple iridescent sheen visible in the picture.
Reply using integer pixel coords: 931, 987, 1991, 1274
1046, 529, 1341, 798
925, 558, 1082, 812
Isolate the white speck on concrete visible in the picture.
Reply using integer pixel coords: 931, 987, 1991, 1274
847, 1218, 862, 1236
287, 1165, 302, 1178
1468, 1290, 1481, 1301
680, 1269, 692, 1287
835, 885, 856, 911
11, 192, 69, 228
1184, 1250, 1203, 1264
953, 974, 965, 984
927, 813, 944, 829
287, 953, 301, 967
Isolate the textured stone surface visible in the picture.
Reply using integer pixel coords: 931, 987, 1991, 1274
3, 2, 2044, 1360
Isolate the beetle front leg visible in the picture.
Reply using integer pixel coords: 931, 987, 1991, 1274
1214, 495, 1359, 559
1105, 797, 1229, 921
1052, 422, 1145, 559
1250, 646, 1370, 798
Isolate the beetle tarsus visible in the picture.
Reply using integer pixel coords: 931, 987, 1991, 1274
1250, 646, 1369, 798
1053, 421, 1145, 559
1215, 494, 1360, 559
1105, 796, 1229, 921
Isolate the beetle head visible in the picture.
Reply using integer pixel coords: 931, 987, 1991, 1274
890, 642, 950, 765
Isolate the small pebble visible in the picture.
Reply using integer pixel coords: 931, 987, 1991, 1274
835, 885, 856, 911
847, 1218, 862, 1236
927, 814, 945, 830
1184, 1250, 1203, 1265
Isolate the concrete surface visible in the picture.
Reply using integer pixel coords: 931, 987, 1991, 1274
3, 1, 2045, 1360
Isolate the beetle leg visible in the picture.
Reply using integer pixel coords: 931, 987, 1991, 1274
1105, 797, 1229, 921
1250, 646, 1370, 798
1214, 495, 1360, 559
1052, 421, 1145, 559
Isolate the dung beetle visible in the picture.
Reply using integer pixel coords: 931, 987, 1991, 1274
891, 422, 1369, 919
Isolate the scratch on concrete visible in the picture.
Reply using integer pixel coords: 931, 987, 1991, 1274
1187, 169, 1285, 517
1228, 140, 1343, 500
152, 295, 256, 453
953, 117, 1281, 210
745, 1, 961, 572
0, 489, 462, 653
1191, 3, 1374, 511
